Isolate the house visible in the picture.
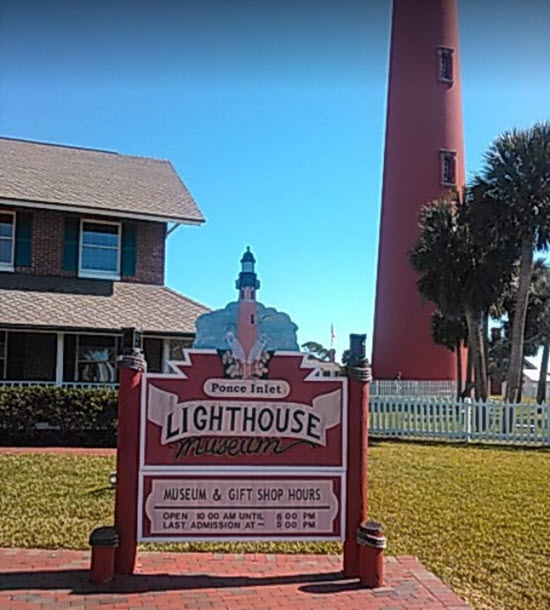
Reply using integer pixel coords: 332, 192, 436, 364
520, 358, 550, 400
0, 137, 209, 386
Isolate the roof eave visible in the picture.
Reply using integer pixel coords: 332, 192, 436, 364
0, 197, 206, 226
0, 322, 196, 337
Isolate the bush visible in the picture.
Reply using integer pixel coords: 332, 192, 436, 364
0, 386, 118, 447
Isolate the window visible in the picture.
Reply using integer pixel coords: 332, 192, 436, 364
0, 331, 6, 379
440, 150, 457, 186
143, 338, 163, 373
169, 338, 193, 361
0, 212, 15, 270
79, 220, 120, 279
437, 47, 454, 84
76, 335, 118, 383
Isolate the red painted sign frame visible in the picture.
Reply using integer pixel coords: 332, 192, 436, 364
137, 349, 347, 542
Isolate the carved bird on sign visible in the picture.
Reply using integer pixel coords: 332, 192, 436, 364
247, 333, 268, 364
225, 331, 247, 365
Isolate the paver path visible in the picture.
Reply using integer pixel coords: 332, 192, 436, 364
0, 548, 471, 609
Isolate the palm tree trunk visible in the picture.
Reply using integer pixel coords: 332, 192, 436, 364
536, 341, 550, 404
465, 308, 488, 401
455, 340, 463, 401
464, 345, 473, 397
505, 234, 535, 403
482, 310, 489, 374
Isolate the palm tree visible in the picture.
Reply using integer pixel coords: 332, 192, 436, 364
472, 123, 550, 403
489, 260, 550, 402
522, 261, 550, 403
430, 311, 467, 400
410, 190, 513, 400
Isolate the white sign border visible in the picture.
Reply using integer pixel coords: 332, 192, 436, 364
137, 349, 348, 543
137, 470, 346, 543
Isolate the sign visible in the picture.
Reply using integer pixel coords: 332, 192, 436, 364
137, 350, 347, 541
136, 248, 347, 542
140, 474, 343, 541
140, 351, 346, 469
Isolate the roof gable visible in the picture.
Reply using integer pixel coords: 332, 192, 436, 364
0, 138, 205, 224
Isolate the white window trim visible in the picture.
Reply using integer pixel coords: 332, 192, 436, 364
437, 46, 454, 85
78, 218, 121, 280
0, 210, 16, 272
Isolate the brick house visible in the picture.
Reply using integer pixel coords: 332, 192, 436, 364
0, 137, 209, 386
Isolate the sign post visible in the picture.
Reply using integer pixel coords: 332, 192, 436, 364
114, 348, 146, 575
343, 334, 371, 578
98, 249, 377, 586
137, 350, 347, 542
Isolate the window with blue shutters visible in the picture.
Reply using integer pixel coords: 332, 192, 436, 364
79, 219, 121, 279
61, 216, 137, 279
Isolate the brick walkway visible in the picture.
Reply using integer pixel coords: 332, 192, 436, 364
0, 549, 471, 609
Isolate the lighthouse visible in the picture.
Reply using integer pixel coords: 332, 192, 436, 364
372, 0, 466, 380
236, 246, 260, 358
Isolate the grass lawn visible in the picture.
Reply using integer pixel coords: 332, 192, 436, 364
1, 442, 549, 610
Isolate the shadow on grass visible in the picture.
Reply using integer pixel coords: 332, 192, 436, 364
0, 568, 361, 596
88, 486, 114, 497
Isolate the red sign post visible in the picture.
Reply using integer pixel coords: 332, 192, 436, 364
107, 340, 374, 581
138, 351, 347, 542
97, 251, 377, 586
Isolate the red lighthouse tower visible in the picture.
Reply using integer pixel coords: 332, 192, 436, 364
372, 0, 466, 380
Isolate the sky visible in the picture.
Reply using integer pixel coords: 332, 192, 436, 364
1, 0, 549, 359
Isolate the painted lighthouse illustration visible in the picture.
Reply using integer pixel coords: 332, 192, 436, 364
235, 247, 262, 358
372, 0, 466, 380
193, 247, 299, 379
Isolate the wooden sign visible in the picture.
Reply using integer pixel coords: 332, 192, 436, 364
137, 350, 347, 541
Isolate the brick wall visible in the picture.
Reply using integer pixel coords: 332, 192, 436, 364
123, 221, 165, 285
16, 209, 71, 277
12, 207, 165, 285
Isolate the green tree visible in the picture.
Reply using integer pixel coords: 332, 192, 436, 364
522, 261, 550, 403
472, 123, 550, 403
430, 311, 467, 400
410, 190, 513, 400
486, 260, 550, 402
301, 341, 331, 361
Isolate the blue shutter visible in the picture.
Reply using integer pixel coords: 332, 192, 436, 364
15, 212, 32, 267
63, 217, 79, 271
121, 223, 137, 276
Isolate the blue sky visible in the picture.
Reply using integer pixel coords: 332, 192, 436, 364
1, 0, 549, 359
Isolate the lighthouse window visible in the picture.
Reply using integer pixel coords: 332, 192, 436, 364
438, 47, 454, 84
440, 150, 457, 186
250, 314, 256, 324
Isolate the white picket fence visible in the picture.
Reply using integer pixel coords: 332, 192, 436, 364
370, 380, 457, 398
0, 380, 118, 389
369, 397, 550, 446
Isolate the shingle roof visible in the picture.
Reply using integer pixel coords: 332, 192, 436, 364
0, 275, 209, 334
0, 137, 205, 224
